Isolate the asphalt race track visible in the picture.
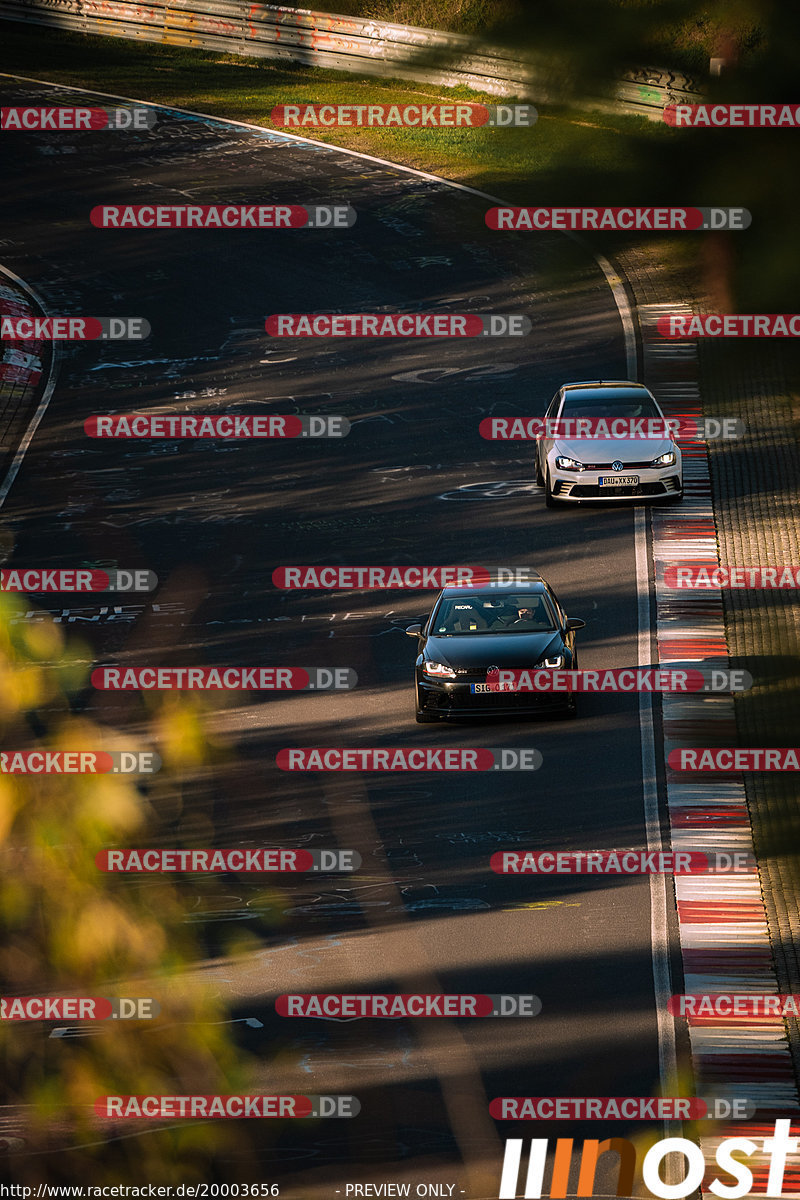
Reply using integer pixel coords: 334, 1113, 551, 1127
0, 78, 683, 1194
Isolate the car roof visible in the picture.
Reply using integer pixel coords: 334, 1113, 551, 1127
559, 380, 650, 391
440, 579, 546, 598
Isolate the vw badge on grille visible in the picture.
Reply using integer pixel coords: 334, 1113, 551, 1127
612, 460, 624, 471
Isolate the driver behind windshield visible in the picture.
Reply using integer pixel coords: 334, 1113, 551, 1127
434, 595, 554, 634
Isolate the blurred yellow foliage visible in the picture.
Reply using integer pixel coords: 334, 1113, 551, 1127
0, 590, 261, 1182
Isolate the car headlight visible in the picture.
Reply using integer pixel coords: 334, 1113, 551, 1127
555, 455, 583, 472
423, 661, 456, 679
538, 655, 564, 668
651, 450, 676, 467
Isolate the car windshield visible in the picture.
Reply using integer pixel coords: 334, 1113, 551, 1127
430, 594, 557, 635
560, 392, 661, 420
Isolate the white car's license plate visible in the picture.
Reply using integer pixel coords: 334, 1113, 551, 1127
598, 475, 639, 486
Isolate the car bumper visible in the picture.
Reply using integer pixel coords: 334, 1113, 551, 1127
416, 677, 573, 718
549, 469, 682, 502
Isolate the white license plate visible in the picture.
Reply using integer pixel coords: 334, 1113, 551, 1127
598, 475, 639, 486
471, 683, 503, 693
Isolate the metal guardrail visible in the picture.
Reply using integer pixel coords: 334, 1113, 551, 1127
0, 0, 703, 118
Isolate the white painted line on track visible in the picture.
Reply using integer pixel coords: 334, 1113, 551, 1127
590, 249, 681, 1151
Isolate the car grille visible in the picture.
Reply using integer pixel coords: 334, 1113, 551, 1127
426, 689, 563, 711
568, 482, 667, 497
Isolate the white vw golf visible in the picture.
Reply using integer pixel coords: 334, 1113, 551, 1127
534, 380, 683, 506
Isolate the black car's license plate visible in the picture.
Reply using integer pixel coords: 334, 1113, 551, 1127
471, 683, 504, 693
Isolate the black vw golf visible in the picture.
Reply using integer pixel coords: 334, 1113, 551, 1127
406, 579, 585, 722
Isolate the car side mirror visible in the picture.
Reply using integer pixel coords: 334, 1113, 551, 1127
405, 624, 423, 637
565, 617, 586, 631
